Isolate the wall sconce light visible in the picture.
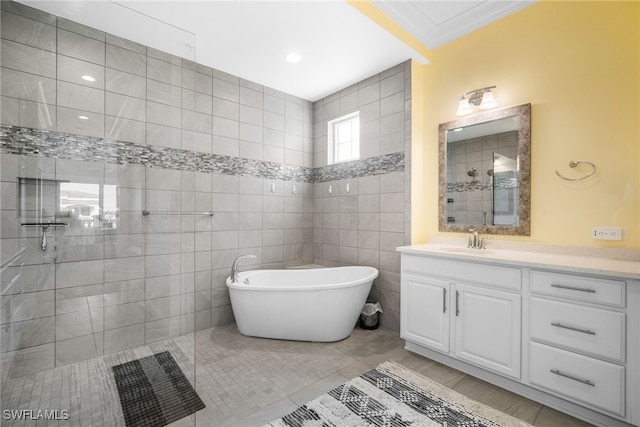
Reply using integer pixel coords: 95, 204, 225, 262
456, 86, 497, 116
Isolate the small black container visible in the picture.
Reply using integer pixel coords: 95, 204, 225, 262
359, 312, 379, 330
359, 301, 381, 330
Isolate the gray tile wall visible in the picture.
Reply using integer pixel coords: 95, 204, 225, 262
311, 62, 412, 331
0, 1, 313, 380
0, 1, 411, 380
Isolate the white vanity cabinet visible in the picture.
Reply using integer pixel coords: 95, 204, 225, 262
398, 245, 640, 427
403, 274, 450, 352
528, 270, 627, 416
401, 255, 522, 379
453, 283, 521, 378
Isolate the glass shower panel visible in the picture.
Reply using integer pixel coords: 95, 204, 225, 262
1, 156, 59, 381
0, 1, 197, 424
492, 152, 519, 226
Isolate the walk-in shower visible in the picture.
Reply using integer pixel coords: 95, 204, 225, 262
0, 1, 200, 423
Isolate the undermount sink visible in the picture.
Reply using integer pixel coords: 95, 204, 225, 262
440, 247, 495, 255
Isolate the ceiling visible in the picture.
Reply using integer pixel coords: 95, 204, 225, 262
19, 0, 534, 102
373, 0, 535, 50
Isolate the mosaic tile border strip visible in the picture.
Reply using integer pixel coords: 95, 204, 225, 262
446, 177, 518, 193
314, 152, 404, 182
0, 126, 403, 183
447, 180, 491, 192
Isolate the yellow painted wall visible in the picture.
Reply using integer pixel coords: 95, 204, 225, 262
413, 1, 639, 248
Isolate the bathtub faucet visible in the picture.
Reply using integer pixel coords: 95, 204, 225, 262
231, 255, 256, 283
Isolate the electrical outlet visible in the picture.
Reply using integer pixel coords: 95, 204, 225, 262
592, 227, 622, 240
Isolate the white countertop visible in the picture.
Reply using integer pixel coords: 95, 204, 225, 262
397, 244, 640, 280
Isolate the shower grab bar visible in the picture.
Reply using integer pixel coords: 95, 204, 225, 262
142, 210, 214, 216
555, 160, 596, 182
21, 222, 68, 251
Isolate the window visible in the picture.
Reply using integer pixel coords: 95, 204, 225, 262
60, 182, 118, 229
327, 111, 359, 164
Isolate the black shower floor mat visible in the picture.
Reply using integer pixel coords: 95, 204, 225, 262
112, 351, 205, 427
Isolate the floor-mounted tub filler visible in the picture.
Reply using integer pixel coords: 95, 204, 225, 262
226, 265, 378, 342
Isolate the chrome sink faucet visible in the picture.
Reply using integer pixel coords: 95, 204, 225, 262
230, 254, 256, 283
467, 228, 485, 249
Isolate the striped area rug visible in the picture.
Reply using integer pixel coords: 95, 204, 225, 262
263, 361, 532, 427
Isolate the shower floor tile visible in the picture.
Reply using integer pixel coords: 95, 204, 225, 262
0, 324, 593, 427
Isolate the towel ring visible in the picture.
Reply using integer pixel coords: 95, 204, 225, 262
555, 160, 596, 182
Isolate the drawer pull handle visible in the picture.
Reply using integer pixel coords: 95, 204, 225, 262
443, 288, 447, 313
551, 322, 596, 335
455, 291, 460, 316
550, 369, 595, 386
550, 283, 596, 293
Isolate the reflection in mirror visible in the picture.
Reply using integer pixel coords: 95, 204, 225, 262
439, 103, 530, 236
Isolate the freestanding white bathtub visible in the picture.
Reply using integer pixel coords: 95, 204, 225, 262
226, 266, 378, 342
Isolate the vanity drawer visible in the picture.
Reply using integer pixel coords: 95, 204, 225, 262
529, 342, 625, 416
402, 255, 521, 291
530, 270, 625, 307
530, 297, 625, 362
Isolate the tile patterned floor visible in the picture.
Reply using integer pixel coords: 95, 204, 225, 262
0, 324, 594, 426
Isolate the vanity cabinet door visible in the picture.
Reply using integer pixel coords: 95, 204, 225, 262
453, 283, 521, 379
401, 274, 451, 353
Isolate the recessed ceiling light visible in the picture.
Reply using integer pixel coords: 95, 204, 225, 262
78, 115, 89, 120
81, 75, 95, 82
285, 52, 302, 63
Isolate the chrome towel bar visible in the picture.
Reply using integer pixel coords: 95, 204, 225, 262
142, 210, 214, 216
